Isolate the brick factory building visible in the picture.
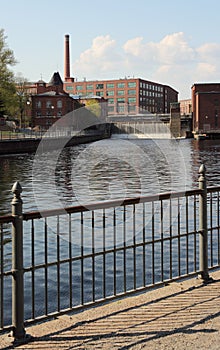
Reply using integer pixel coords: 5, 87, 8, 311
192, 83, 220, 134
63, 35, 178, 115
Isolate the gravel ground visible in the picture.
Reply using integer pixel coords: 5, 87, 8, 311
1, 270, 220, 350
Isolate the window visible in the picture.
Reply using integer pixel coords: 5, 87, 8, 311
96, 83, 104, 89
108, 106, 114, 112
128, 97, 136, 103
46, 100, 52, 108
117, 82, 125, 88
86, 84, 93, 90
107, 90, 114, 96
128, 105, 136, 112
117, 98, 125, 103
96, 91, 104, 96
57, 100, 62, 108
128, 90, 136, 95
66, 86, 73, 91
107, 83, 114, 88
128, 82, 136, 88
76, 85, 83, 91
117, 90, 124, 96
36, 101, 41, 108
117, 105, 125, 113
108, 98, 114, 104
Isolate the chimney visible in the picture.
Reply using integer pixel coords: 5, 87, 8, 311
64, 34, 70, 80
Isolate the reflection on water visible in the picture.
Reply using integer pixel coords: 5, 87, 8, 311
1, 139, 220, 214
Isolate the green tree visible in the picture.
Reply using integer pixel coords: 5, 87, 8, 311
0, 29, 17, 117
85, 98, 101, 117
15, 74, 31, 127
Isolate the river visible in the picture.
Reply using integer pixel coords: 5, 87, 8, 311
1, 137, 220, 215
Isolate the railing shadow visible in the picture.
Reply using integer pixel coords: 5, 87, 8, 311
4, 277, 220, 349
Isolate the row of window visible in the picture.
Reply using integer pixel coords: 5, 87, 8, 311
36, 111, 62, 117
140, 82, 163, 92
75, 81, 137, 91
140, 90, 163, 97
108, 105, 137, 113
108, 97, 137, 104
36, 100, 63, 108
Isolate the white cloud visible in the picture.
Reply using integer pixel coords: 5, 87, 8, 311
73, 32, 220, 99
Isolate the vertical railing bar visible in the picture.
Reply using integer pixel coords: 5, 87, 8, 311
81, 212, 84, 305
68, 214, 72, 309
92, 211, 95, 302
123, 206, 126, 293
178, 197, 181, 277
143, 203, 146, 287
218, 192, 220, 264
133, 204, 136, 290
44, 218, 48, 315
31, 219, 35, 320
0, 223, 4, 328
57, 216, 60, 312
210, 192, 213, 266
160, 200, 164, 281
194, 194, 197, 271
103, 209, 106, 299
113, 208, 116, 295
198, 164, 211, 281
152, 201, 155, 285
186, 197, 189, 275
169, 198, 172, 280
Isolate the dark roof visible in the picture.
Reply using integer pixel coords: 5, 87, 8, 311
48, 72, 63, 86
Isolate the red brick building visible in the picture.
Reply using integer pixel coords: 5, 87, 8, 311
64, 78, 178, 115
63, 35, 178, 115
192, 83, 220, 133
31, 72, 79, 129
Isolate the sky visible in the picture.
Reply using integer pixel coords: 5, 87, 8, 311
1, 0, 220, 99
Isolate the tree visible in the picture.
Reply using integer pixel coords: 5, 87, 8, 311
0, 29, 17, 117
85, 98, 101, 117
15, 74, 31, 127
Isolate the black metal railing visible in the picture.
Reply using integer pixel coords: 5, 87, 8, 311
0, 164, 220, 340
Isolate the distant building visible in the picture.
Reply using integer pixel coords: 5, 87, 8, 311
64, 77, 178, 115
63, 35, 178, 115
179, 99, 192, 116
192, 83, 220, 133
31, 72, 79, 129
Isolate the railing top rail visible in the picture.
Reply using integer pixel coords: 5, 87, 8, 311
22, 188, 204, 221
207, 185, 220, 193
0, 214, 13, 224
1, 186, 220, 223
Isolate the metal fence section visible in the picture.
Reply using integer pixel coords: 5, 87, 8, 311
0, 165, 220, 340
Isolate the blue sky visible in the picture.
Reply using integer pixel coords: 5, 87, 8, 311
1, 0, 220, 99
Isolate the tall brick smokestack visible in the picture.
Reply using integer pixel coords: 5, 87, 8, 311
64, 34, 70, 80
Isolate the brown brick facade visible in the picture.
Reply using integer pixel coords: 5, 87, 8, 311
192, 83, 220, 133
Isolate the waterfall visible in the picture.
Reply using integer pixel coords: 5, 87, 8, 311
111, 120, 172, 139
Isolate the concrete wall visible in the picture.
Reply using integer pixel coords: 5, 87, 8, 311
0, 133, 110, 155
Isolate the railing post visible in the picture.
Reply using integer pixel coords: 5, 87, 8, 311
11, 182, 26, 340
198, 164, 212, 282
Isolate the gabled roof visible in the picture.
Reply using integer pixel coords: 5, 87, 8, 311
48, 72, 63, 86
